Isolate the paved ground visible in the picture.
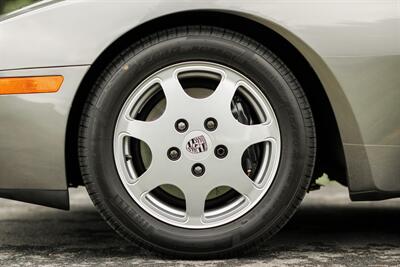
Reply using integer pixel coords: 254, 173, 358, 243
0, 182, 399, 266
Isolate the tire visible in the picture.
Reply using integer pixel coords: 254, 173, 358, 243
78, 26, 316, 259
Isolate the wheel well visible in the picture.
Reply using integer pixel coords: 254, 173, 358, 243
66, 11, 347, 187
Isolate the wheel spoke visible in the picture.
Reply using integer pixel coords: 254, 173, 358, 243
115, 115, 158, 145
218, 165, 259, 199
184, 187, 209, 225
157, 68, 188, 108
210, 71, 242, 112
238, 122, 280, 149
230, 174, 258, 199
128, 167, 164, 196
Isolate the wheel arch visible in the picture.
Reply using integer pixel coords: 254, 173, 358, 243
66, 10, 348, 187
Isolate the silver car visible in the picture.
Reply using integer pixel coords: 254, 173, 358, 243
0, 0, 399, 258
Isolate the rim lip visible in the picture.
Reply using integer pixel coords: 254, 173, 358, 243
113, 61, 281, 229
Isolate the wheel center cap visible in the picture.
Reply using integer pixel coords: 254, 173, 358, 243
182, 130, 212, 160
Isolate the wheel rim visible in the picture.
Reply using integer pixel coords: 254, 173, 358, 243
113, 61, 281, 229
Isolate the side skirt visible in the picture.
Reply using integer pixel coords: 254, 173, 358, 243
0, 189, 69, 210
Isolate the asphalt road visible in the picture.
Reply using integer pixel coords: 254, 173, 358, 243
0, 182, 399, 266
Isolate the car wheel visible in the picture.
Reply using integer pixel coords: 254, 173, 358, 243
78, 26, 316, 258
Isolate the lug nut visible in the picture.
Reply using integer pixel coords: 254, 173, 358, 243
167, 147, 181, 161
175, 119, 188, 133
204, 118, 218, 131
215, 145, 228, 159
192, 163, 205, 177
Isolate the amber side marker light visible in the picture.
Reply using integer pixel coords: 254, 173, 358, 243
0, 76, 64, 95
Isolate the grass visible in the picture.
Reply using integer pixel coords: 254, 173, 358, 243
1, 0, 40, 15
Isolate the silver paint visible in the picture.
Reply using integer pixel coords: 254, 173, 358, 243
0, 0, 398, 199
0, 66, 89, 190
113, 62, 281, 228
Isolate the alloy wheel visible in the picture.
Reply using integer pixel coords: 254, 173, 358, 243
113, 61, 281, 229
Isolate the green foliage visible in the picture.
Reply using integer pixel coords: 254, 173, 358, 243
0, 0, 40, 15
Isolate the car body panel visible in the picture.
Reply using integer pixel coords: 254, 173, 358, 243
0, 0, 399, 206
0, 65, 89, 190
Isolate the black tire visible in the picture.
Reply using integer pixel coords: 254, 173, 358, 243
78, 26, 316, 259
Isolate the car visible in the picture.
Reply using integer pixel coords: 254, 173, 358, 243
0, 0, 399, 259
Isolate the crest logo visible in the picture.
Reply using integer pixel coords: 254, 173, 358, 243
186, 135, 208, 154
